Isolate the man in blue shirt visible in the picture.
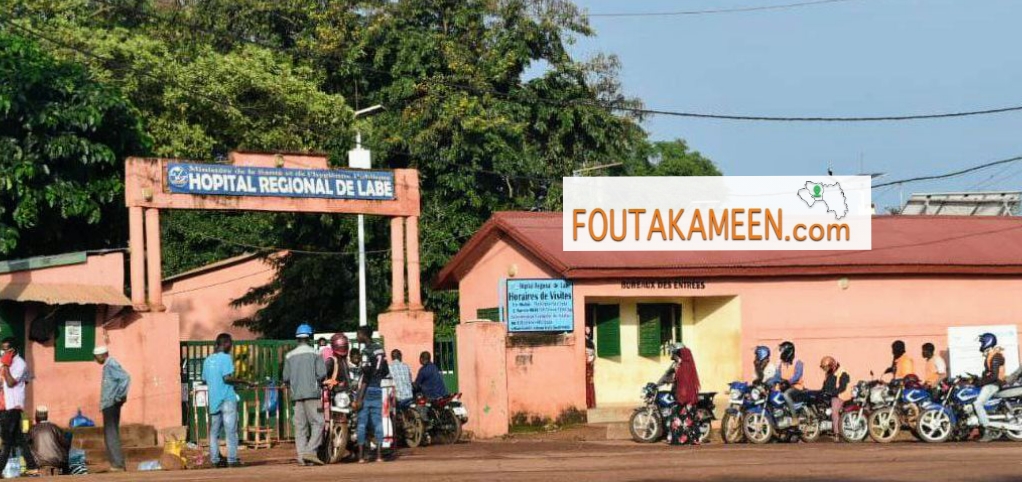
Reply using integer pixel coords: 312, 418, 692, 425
414, 352, 449, 400
94, 346, 130, 472
203, 333, 249, 468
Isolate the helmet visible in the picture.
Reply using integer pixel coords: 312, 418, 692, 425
819, 356, 837, 372
754, 346, 770, 363
330, 333, 350, 357
979, 333, 997, 352
668, 343, 684, 357
779, 341, 795, 363
295, 323, 314, 339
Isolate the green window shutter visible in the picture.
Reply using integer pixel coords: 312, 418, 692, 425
637, 304, 661, 357
55, 305, 96, 362
476, 307, 499, 322
595, 305, 621, 358
672, 304, 683, 343
0, 302, 25, 350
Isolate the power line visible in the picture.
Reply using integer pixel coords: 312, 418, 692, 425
873, 154, 1022, 188
51, 2, 1022, 124
589, 0, 862, 18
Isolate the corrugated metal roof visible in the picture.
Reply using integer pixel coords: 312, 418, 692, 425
0, 283, 132, 306
435, 212, 1022, 289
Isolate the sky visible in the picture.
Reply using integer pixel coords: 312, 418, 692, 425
567, 0, 1022, 211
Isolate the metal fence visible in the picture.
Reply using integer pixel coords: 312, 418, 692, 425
434, 335, 458, 393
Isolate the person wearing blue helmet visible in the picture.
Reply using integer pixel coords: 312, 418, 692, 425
753, 345, 776, 384
975, 332, 1006, 441
283, 323, 327, 465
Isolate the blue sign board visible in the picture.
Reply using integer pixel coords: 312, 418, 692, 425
506, 279, 574, 332
166, 163, 395, 200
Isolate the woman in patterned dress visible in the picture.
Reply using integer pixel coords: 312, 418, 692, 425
667, 346, 702, 446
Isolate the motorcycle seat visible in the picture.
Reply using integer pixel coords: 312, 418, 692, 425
996, 386, 1022, 399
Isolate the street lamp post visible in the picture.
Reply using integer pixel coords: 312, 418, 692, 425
349, 105, 383, 328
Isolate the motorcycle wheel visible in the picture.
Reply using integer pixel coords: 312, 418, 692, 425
916, 409, 952, 443
840, 411, 868, 443
742, 412, 774, 444
436, 407, 463, 445
696, 408, 713, 444
318, 421, 350, 464
402, 409, 426, 448
868, 407, 900, 443
628, 407, 663, 443
721, 411, 745, 444
799, 410, 821, 443
1003, 407, 1022, 442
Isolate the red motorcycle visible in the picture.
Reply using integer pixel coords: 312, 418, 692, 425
413, 392, 467, 445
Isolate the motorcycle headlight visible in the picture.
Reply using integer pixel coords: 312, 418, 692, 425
334, 392, 351, 409
729, 388, 742, 400
751, 387, 763, 401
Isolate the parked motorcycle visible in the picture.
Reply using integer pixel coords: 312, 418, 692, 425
916, 375, 1022, 443
742, 382, 819, 444
866, 376, 936, 443
839, 379, 880, 443
629, 382, 716, 444
414, 392, 467, 445
721, 381, 754, 443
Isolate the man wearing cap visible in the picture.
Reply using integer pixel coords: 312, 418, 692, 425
282, 324, 326, 466
93, 346, 130, 472
28, 406, 69, 473
0, 337, 39, 476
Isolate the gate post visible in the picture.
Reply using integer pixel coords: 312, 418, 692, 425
456, 321, 509, 438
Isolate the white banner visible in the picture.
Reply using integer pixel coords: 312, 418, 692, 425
563, 176, 872, 251
947, 325, 1019, 378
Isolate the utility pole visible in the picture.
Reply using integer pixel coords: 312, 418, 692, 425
348, 105, 384, 328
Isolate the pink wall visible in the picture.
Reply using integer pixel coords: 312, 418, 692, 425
0, 252, 123, 287
456, 321, 509, 438
459, 239, 586, 423
25, 310, 183, 432
163, 256, 268, 341
454, 235, 1022, 433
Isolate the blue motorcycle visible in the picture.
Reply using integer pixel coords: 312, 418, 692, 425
629, 382, 717, 444
721, 381, 754, 443
916, 375, 1022, 443
742, 382, 821, 444
866, 377, 937, 443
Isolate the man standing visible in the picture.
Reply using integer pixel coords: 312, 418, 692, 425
28, 406, 69, 473
389, 350, 414, 408
922, 343, 947, 387
93, 346, 130, 472
0, 338, 38, 476
355, 326, 388, 463
819, 356, 851, 442
282, 324, 326, 466
884, 340, 915, 379
203, 333, 249, 468
414, 351, 449, 401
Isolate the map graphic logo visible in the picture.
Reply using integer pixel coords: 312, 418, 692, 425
168, 166, 188, 188
797, 181, 848, 220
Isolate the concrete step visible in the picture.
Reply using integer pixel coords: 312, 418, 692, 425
589, 422, 632, 441
71, 424, 159, 449
586, 405, 635, 424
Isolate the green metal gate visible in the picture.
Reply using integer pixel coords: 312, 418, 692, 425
433, 335, 458, 393
181, 340, 297, 444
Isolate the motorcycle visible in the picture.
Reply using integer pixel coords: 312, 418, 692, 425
916, 375, 1022, 443
413, 392, 467, 445
838, 379, 880, 443
629, 382, 716, 444
318, 387, 353, 463
721, 381, 754, 443
866, 376, 936, 443
742, 382, 819, 444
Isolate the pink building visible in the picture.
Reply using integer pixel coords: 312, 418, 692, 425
163, 252, 271, 341
436, 212, 1022, 438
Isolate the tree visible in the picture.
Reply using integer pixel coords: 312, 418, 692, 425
630, 139, 721, 177
0, 31, 149, 257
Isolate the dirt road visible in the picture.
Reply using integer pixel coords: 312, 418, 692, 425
53, 436, 1022, 482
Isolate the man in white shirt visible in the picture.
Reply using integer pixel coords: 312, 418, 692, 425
922, 343, 947, 387
0, 337, 39, 476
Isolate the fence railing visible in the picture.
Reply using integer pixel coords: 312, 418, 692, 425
434, 335, 458, 393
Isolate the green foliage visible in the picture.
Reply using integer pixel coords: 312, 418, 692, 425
0, 31, 148, 257
5, 0, 721, 338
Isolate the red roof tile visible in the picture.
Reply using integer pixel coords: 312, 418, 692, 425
434, 212, 1022, 289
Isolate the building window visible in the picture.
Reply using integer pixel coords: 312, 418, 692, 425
55, 305, 96, 362
476, 307, 499, 322
637, 303, 682, 357
588, 304, 620, 358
